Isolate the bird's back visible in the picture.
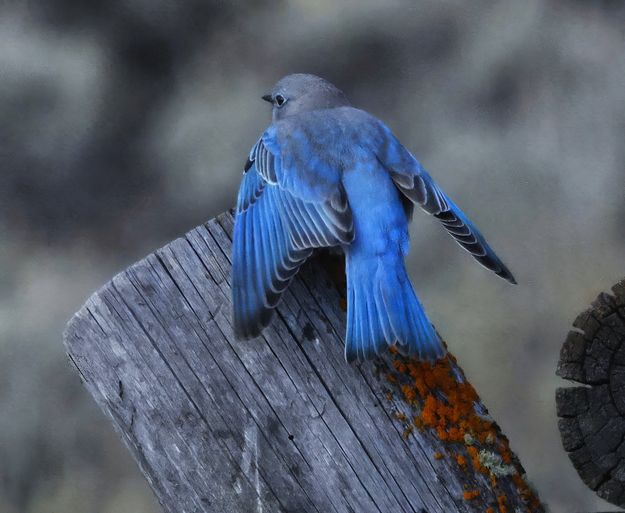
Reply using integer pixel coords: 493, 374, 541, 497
270, 106, 390, 172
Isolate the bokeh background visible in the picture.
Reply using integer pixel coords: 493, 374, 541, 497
1, 0, 624, 511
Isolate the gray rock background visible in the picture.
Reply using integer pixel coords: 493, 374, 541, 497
1, 0, 624, 511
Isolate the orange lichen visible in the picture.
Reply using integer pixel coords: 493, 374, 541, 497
388, 354, 511, 467
448, 426, 461, 442
463, 489, 480, 501
421, 395, 439, 426
400, 383, 417, 403
497, 495, 507, 513
466, 446, 487, 474
402, 425, 414, 439
393, 359, 408, 373
433, 451, 444, 460
400, 356, 495, 450
384, 350, 543, 512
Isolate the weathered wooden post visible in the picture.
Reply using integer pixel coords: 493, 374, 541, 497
64, 211, 544, 513
557, 279, 625, 509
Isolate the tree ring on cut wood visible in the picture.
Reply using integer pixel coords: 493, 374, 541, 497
556, 279, 625, 507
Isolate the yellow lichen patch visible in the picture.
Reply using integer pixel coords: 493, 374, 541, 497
433, 451, 444, 460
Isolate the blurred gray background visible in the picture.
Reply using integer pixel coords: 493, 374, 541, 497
1, 0, 624, 511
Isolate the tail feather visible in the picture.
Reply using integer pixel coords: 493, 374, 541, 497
346, 279, 384, 361
381, 269, 444, 361
345, 253, 446, 362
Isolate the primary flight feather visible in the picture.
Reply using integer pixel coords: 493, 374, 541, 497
232, 74, 515, 362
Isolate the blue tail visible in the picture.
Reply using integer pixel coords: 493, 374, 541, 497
344, 251, 446, 363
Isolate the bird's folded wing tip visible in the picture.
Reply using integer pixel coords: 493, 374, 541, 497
500, 269, 518, 285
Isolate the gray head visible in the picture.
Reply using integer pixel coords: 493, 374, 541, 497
262, 74, 350, 121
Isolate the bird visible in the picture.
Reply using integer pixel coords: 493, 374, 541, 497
231, 73, 515, 363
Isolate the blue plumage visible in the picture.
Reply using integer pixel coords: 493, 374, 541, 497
341, 157, 444, 361
232, 74, 515, 362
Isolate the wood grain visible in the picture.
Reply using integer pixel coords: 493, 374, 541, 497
64, 211, 543, 513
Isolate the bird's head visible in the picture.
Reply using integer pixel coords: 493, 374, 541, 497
262, 73, 350, 121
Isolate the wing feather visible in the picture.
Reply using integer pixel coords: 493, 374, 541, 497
378, 124, 516, 284
232, 137, 354, 339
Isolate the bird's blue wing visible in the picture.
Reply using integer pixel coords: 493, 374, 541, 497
232, 137, 354, 340
376, 123, 516, 284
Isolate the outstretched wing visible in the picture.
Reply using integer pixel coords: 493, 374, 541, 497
376, 123, 516, 284
232, 135, 354, 340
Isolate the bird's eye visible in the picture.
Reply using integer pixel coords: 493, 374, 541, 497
275, 94, 286, 107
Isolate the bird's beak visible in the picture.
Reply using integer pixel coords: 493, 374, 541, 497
261, 94, 273, 104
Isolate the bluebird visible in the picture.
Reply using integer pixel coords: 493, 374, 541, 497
232, 74, 515, 362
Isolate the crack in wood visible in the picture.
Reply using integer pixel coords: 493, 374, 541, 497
557, 278, 625, 507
